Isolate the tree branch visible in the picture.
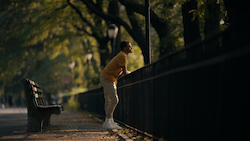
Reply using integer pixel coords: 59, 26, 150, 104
119, 0, 165, 24
119, 0, 168, 39
80, 0, 138, 41
66, 0, 93, 28
72, 24, 92, 36
126, 8, 145, 48
67, 0, 104, 39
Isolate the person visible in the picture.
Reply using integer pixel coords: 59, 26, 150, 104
100, 40, 132, 129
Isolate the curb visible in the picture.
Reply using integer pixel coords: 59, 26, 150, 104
112, 129, 133, 141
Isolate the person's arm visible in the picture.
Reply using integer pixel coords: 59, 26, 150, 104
121, 66, 131, 75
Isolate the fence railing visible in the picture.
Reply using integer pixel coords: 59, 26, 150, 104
64, 21, 250, 140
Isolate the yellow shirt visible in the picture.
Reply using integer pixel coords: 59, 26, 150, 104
101, 51, 127, 83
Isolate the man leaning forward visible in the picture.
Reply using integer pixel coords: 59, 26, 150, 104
100, 40, 132, 129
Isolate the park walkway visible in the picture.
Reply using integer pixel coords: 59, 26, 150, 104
0, 108, 119, 140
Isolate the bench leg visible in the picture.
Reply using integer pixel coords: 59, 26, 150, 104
43, 114, 51, 128
27, 116, 42, 132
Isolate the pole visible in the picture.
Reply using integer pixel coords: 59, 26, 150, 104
110, 38, 115, 59
112, 38, 116, 58
145, 0, 151, 64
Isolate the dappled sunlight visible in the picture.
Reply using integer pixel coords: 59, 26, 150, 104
127, 45, 144, 72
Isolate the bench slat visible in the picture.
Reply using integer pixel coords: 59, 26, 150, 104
32, 86, 43, 93
33, 92, 44, 99
34, 93, 39, 98
28, 80, 41, 88
29, 80, 35, 85
38, 98, 49, 106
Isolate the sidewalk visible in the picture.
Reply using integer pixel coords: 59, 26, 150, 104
0, 110, 119, 140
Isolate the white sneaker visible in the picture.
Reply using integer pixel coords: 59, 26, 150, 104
111, 119, 122, 129
103, 118, 122, 130
112, 122, 122, 129
103, 122, 116, 129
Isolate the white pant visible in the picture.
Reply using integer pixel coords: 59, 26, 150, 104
100, 76, 119, 118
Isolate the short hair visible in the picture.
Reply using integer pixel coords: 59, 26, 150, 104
120, 40, 130, 51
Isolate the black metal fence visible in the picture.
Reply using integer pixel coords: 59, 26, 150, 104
65, 21, 250, 141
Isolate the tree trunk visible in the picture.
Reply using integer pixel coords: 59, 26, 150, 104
67, 0, 110, 68
119, 0, 174, 57
125, 8, 147, 64
223, 0, 249, 51
182, 0, 201, 47
204, 0, 220, 50
97, 37, 110, 69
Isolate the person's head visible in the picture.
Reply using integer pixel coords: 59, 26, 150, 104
120, 40, 132, 54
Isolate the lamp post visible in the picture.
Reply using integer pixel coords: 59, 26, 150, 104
108, 24, 118, 58
85, 52, 93, 64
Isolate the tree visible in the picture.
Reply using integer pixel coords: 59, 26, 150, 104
1, 0, 147, 97
204, 0, 220, 50
80, 0, 185, 62
78, 0, 148, 63
0, 0, 102, 96
66, 0, 110, 68
119, 0, 176, 56
182, 0, 201, 47
223, 0, 249, 50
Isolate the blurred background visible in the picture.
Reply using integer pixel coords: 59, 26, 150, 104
0, 0, 227, 107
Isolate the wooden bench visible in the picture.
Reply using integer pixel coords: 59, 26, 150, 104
20, 78, 63, 132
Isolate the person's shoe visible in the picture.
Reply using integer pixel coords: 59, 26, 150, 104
112, 122, 122, 129
103, 122, 116, 129
103, 118, 122, 129
103, 118, 116, 129
111, 118, 122, 129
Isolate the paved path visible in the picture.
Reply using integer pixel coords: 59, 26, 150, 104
0, 108, 27, 137
0, 108, 119, 140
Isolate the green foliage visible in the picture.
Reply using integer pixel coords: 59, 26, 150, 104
0, 0, 228, 100
127, 45, 144, 72
64, 95, 80, 111
185, 0, 227, 39
0, 0, 102, 98
151, 0, 184, 57
119, 26, 144, 70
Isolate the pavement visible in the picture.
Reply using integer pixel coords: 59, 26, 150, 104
0, 108, 119, 141
0, 108, 27, 138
